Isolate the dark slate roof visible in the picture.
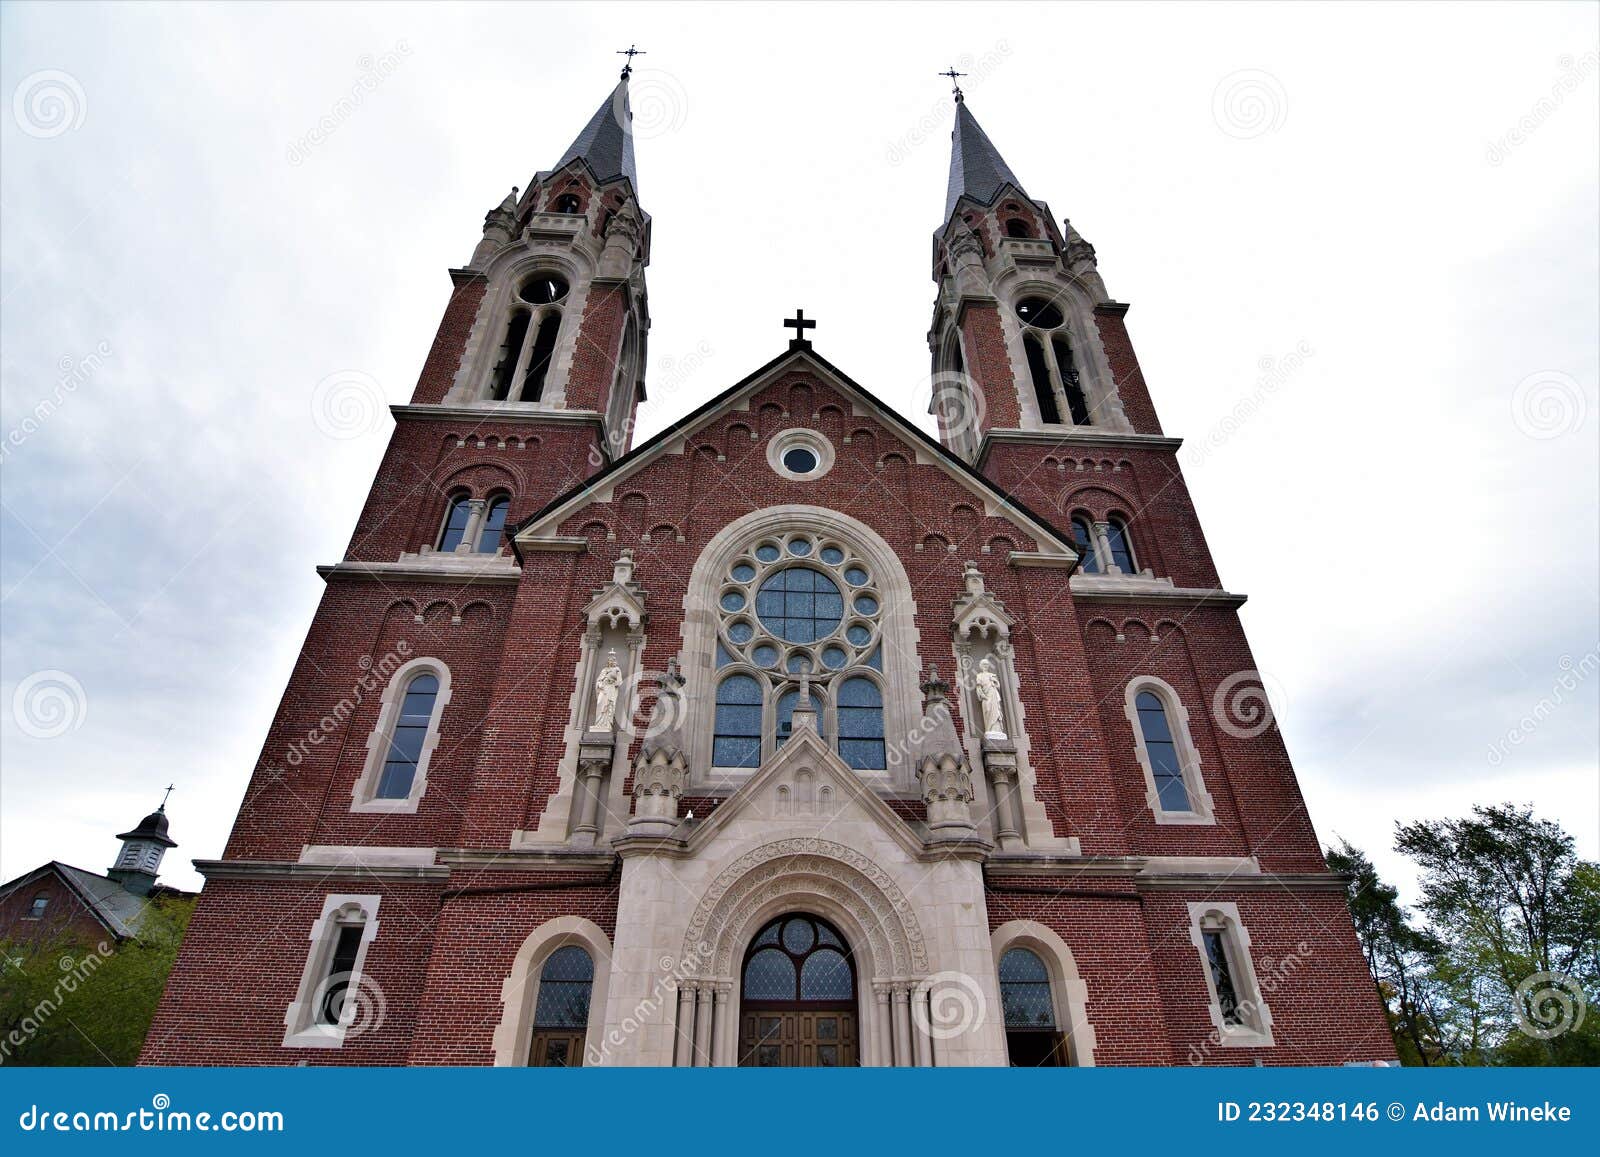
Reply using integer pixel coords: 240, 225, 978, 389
116, 804, 176, 848
943, 100, 1025, 221
554, 77, 638, 191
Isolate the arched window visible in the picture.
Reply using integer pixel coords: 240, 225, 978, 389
438, 492, 474, 552
713, 674, 763, 768
376, 672, 441, 799
485, 274, 569, 402
1105, 516, 1136, 574
1005, 218, 1033, 239
1071, 516, 1101, 574
999, 947, 1066, 1066
1016, 295, 1092, 427
1023, 336, 1062, 424
283, 894, 380, 1049
836, 677, 885, 769
529, 945, 594, 1067
1189, 902, 1274, 1045
1134, 690, 1190, 812
553, 193, 582, 214
476, 494, 510, 554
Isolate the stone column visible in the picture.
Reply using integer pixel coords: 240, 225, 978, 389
571, 738, 613, 845
456, 498, 488, 554
712, 984, 733, 1068
1092, 520, 1117, 573
692, 982, 715, 1066
911, 984, 932, 1067
982, 740, 1024, 851
891, 984, 913, 1067
673, 985, 696, 1068
873, 984, 894, 1068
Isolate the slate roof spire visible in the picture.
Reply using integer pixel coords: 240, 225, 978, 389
554, 73, 639, 193
943, 98, 1026, 222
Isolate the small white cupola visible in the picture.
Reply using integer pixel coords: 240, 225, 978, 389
108, 787, 177, 896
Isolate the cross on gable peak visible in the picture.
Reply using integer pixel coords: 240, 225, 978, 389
784, 309, 817, 350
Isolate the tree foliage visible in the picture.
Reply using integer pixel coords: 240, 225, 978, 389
1331, 804, 1600, 1066
0, 895, 194, 1066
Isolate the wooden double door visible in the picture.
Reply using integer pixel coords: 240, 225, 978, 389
739, 1006, 857, 1067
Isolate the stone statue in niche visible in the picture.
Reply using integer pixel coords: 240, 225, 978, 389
592, 650, 623, 731
974, 656, 1007, 740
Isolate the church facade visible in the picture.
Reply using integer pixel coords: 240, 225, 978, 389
141, 70, 1394, 1067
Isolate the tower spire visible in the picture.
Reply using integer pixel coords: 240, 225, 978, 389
553, 70, 639, 193
942, 96, 1026, 222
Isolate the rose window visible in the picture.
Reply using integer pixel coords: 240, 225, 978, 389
712, 532, 887, 771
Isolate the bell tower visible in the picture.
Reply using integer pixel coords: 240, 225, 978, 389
424, 64, 652, 465
928, 82, 1160, 471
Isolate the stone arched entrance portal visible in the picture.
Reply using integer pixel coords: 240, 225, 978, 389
674, 838, 931, 1067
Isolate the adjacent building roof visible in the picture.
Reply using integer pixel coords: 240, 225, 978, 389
0, 861, 191, 940
944, 100, 1026, 221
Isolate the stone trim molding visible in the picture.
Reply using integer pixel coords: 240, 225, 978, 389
351, 656, 453, 815
1123, 674, 1216, 825
192, 859, 449, 882
390, 403, 606, 427
282, 893, 381, 1049
490, 916, 613, 1066
989, 919, 1097, 1066
317, 560, 520, 586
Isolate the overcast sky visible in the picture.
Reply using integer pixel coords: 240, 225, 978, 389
2, 1, 1596, 900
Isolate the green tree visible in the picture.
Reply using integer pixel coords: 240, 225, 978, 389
1327, 839, 1471, 1065
1395, 804, 1600, 1065
0, 895, 194, 1066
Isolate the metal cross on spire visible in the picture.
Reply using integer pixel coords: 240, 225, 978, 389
939, 65, 968, 102
617, 44, 646, 78
160, 784, 174, 810
784, 309, 816, 349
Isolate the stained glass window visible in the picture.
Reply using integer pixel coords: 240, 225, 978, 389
999, 947, 1057, 1029
534, 945, 594, 1029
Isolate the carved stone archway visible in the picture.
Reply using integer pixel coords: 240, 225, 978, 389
675, 838, 930, 1066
